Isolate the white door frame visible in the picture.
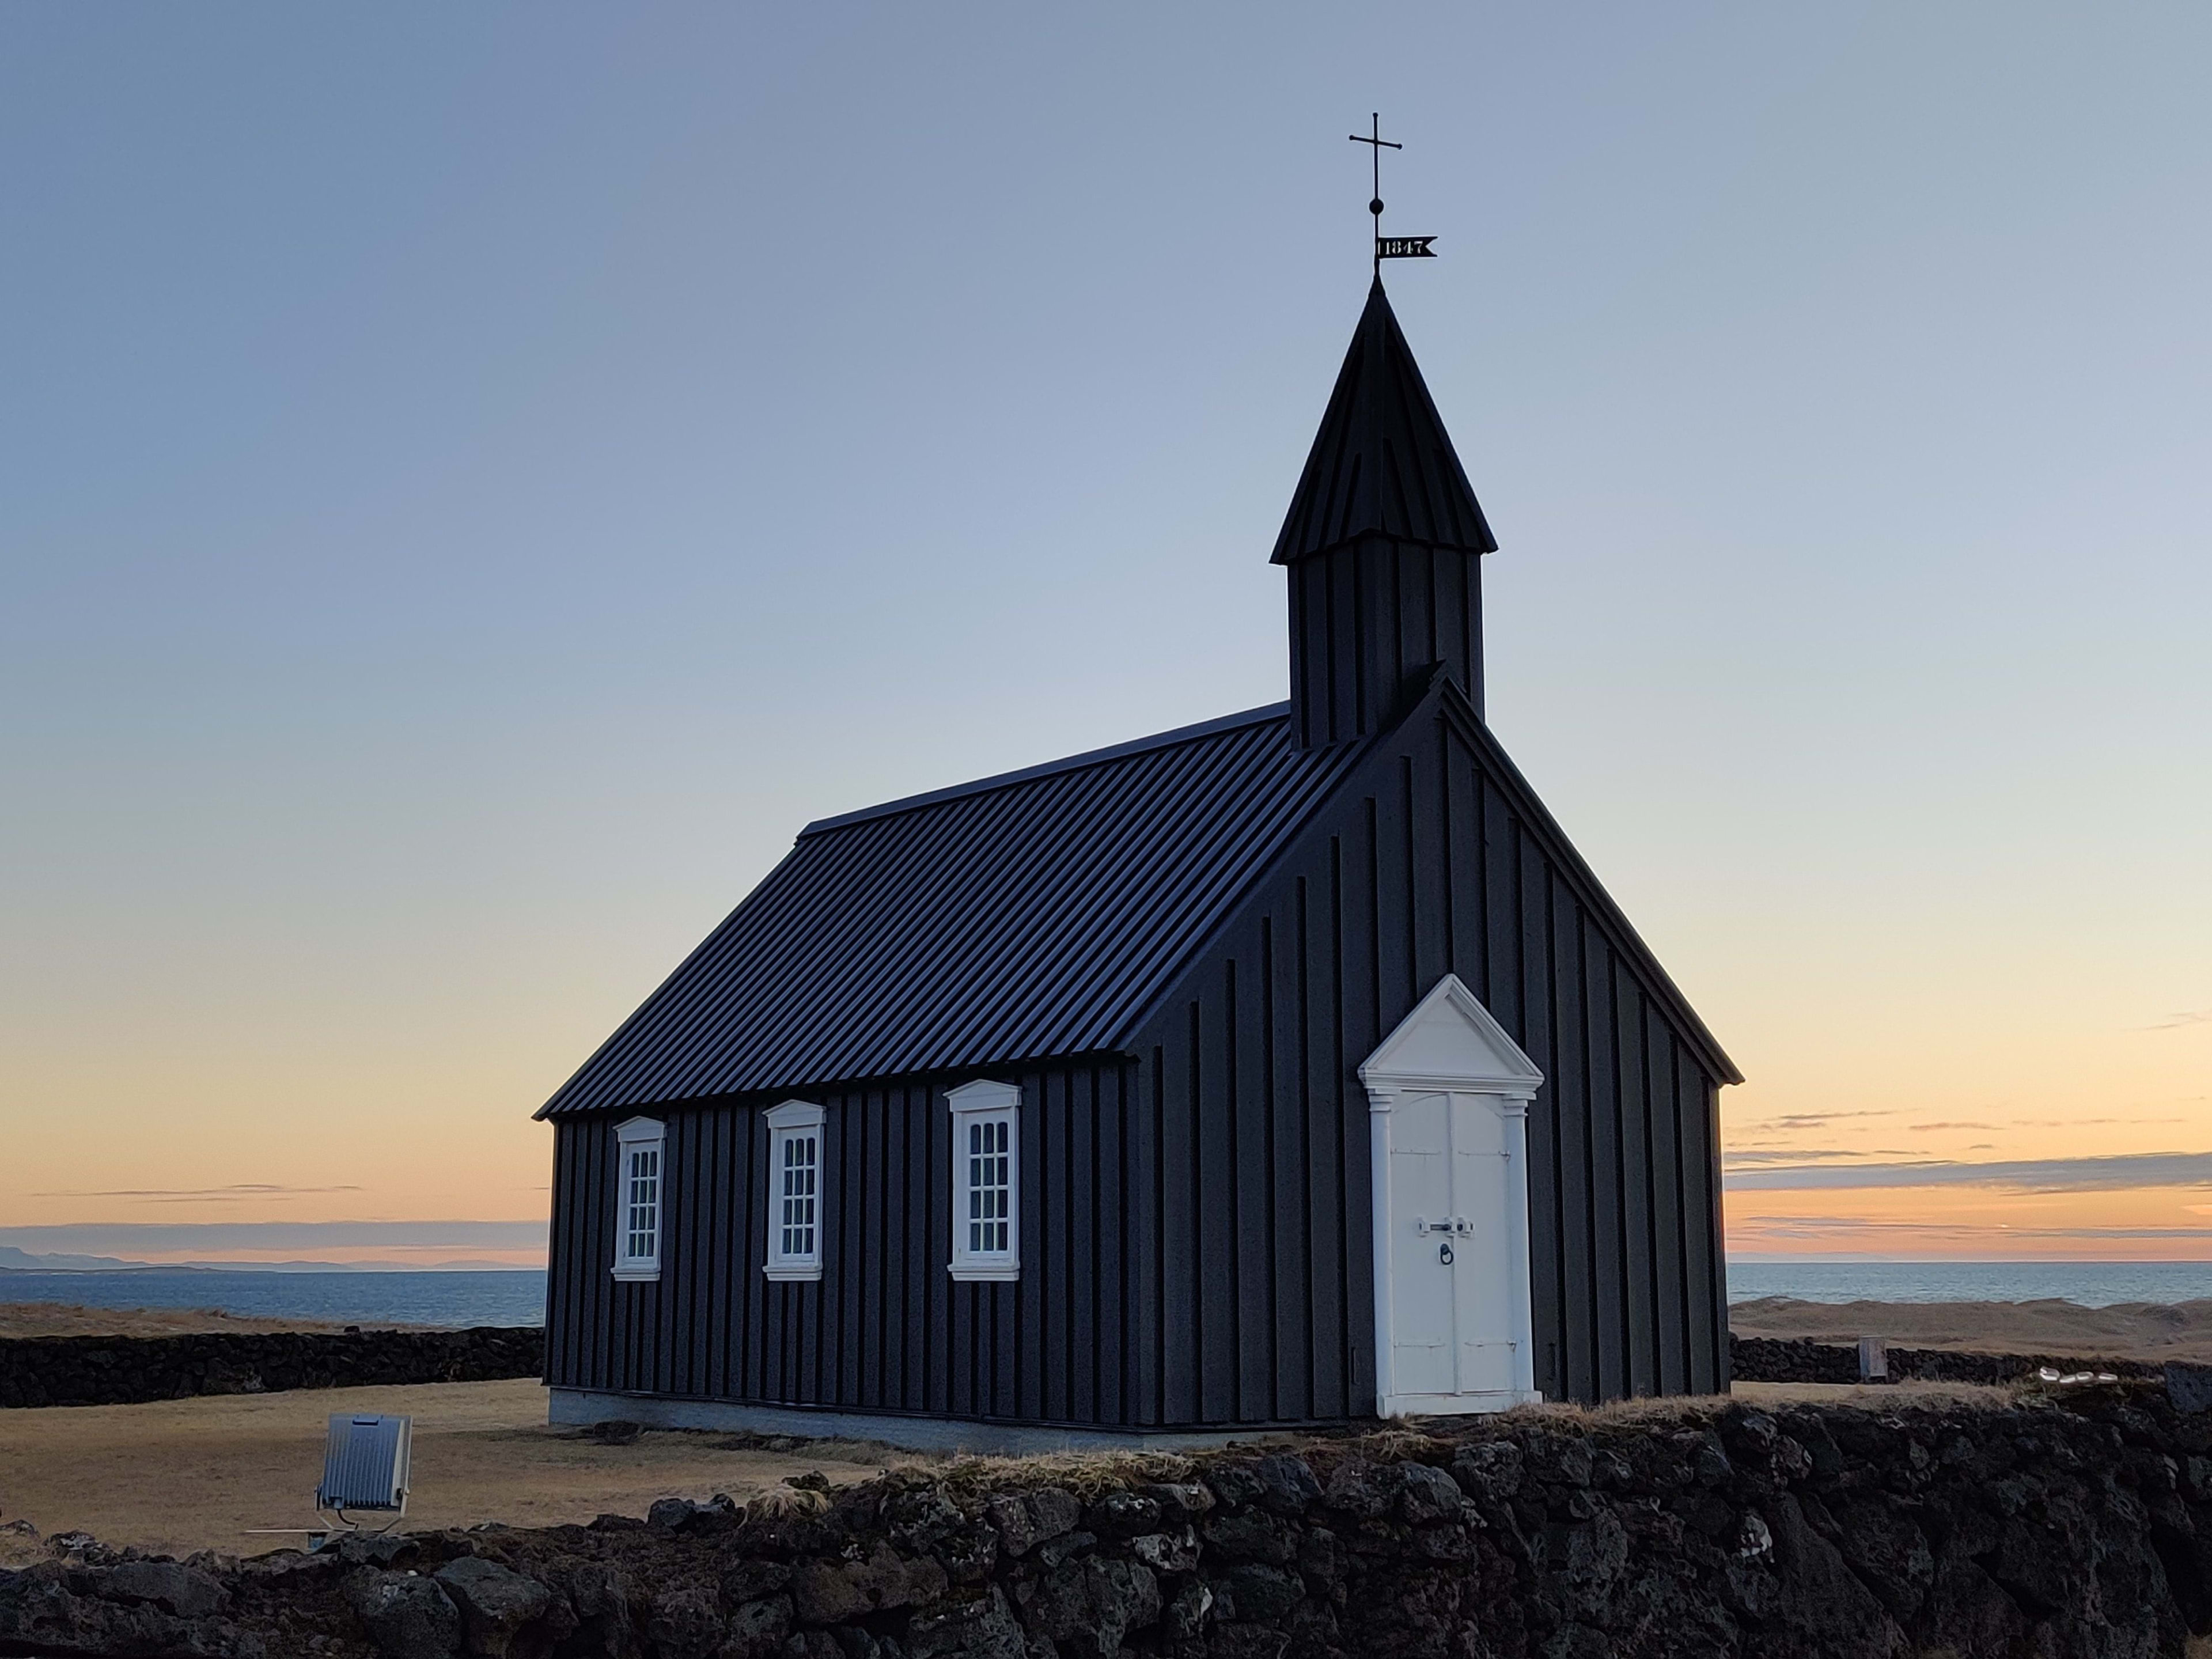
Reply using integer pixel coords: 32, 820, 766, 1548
1359, 974, 1545, 1416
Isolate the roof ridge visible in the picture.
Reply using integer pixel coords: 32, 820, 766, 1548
798, 702, 1292, 838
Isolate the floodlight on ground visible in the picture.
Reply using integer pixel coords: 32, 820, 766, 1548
316, 1414, 412, 1532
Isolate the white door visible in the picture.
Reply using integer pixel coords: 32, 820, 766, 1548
1387, 1089, 1518, 1399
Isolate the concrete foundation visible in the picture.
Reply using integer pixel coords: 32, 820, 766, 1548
546, 1388, 1301, 1455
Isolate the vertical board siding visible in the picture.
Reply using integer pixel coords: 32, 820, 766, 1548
1289, 536, 1486, 749
544, 1060, 1160, 1430
1679, 1051, 1722, 1395
1550, 873, 1596, 1407
1582, 912, 1628, 1402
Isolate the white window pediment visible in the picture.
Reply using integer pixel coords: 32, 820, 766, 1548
766, 1099, 827, 1132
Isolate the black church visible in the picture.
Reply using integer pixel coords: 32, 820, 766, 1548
537, 278, 1739, 1450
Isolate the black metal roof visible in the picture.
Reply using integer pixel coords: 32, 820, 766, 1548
537, 704, 1367, 1116
1270, 278, 1498, 564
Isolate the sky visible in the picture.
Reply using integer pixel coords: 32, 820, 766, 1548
2, 3, 2206, 1270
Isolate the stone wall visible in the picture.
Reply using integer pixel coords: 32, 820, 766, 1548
0, 1326, 545, 1408
0, 1324, 2145, 1411
1728, 1334, 2159, 1387
5, 1380, 2210, 1658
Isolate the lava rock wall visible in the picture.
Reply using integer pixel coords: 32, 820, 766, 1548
5, 1384, 2211, 1657
0, 1325, 546, 1408
1726, 1336, 2158, 1387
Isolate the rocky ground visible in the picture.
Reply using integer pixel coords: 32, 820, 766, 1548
5, 1378, 2211, 1658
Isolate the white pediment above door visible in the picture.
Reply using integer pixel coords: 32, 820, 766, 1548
1359, 974, 1543, 1097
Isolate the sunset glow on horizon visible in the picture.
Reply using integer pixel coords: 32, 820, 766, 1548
4, 5, 2206, 1271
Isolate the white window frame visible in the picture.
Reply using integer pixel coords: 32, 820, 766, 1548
611, 1117, 665, 1282
946, 1080, 1020, 1282
763, 1100, 827, 1282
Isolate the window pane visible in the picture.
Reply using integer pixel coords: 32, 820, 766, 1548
775, 1131, 820, 1263
959, 1112, 1013, 1260
620, 1140, 661, 1265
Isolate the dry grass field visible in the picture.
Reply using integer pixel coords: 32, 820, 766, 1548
0, 1379, 914, 1561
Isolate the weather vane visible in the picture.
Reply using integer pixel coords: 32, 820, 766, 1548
1350, 113, 1437, 276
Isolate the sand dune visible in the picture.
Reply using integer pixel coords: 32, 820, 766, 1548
1729, 1296, 2212, 1363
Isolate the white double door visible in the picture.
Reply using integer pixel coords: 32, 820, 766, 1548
1385, 1088, 1520, 1400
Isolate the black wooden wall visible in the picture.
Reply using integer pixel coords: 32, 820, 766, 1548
1123, 675, 1729, 1410
1289, 533, 1487, 748
548, 1058, 1217, 1430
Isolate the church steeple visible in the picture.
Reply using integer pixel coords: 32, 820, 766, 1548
1275, 279, 1496, 747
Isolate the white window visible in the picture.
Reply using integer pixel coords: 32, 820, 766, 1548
611, 1118, 665, 1281
946, 1080, 1020, 1281
764, 1100, 827, 1281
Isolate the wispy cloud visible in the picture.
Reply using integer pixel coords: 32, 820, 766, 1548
31, 1184, 363, 1203
1725, 1150, 2212, 1194
2142, 1010, 2212, 1031
1906, 1122, 1998, 1132
1734, 1214, 2212, 1243
2015, 1117, 2186, 1127
0, 1221, 546, 1254
1733, 1111, 1898, 1132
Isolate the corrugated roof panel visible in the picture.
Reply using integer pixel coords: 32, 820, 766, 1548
539, 704, 1364, 1116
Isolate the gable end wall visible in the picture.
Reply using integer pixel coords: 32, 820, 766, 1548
1128, 696, 1728, 1409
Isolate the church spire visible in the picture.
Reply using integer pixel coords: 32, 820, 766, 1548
1277, 282, 1498, 748
1271, 279, 1496, 565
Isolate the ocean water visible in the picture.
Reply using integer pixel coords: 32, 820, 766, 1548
6, 1261, 2209, 1328
0, 1269, 546, 1329
1728, 1260, 2212, 1306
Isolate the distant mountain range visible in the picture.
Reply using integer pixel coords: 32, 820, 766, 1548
0, 1244, 138, 1271
0, 1245, 533, 1274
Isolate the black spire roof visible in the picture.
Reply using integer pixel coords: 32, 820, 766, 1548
1270, 279, 1497, 564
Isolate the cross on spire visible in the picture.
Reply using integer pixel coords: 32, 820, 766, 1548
1350, 113, 1437, 276
1349, 113, 1402, 276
